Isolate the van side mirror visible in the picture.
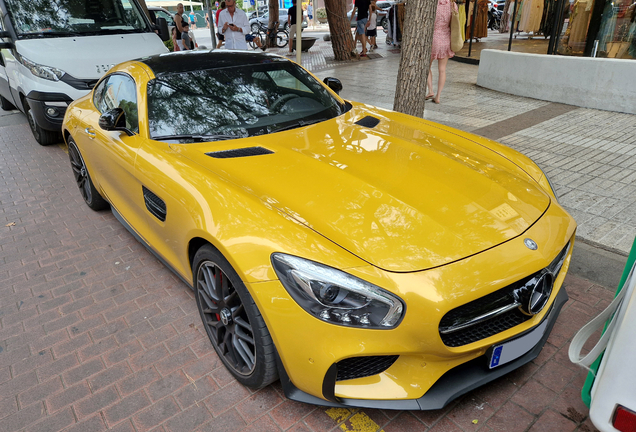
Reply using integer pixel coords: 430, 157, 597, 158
155, 17, 170, 42
99, 108, 133, 136
323, 77, 343, 95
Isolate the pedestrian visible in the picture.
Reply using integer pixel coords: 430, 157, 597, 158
307, 1, 314, 28
189, 10, 197, 29
426, 0, 458, 104
173, 2, 187, 51
181, 22, 193, 49
218, 0, 249, 50
205, 12, 210, 29
352, 0, 372, 56
216, 2, 226, 49
365, 4, 377, 52
245, 33, 267, 50
287, 0, 299, 55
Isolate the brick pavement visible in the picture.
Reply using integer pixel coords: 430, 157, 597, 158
0, 46, 624, 431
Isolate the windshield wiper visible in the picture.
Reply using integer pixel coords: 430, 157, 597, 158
269, 118, 327, 134
153, 134, 239, 142
21, 31, 83, 38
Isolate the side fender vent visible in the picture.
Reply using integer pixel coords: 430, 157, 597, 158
354, 116, 380, 128
206, 146, 273, 159
143, 186, 167, 222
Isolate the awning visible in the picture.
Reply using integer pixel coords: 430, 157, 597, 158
146, 0, 204, 9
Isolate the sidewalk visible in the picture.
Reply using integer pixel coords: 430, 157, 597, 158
1, 39, 633, 432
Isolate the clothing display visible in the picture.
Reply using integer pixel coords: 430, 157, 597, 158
518, 0, 544, 33
568, 0, 592, 51
386, 2, 405, 45
500, 0, 512, 32
458, 0, 467, 40
466, 0, 488, 38
432, 0, 458, 58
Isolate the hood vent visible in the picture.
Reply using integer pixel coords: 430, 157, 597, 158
206, 146, 273, 159
355, 116, 380, 128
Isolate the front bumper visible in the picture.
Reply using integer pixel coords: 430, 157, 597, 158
26, 91, 72, 131
278, 286, 568, 410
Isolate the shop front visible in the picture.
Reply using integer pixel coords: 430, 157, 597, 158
554, 0, 635, 59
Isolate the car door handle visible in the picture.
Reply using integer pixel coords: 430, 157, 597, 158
85, 127, 96, 139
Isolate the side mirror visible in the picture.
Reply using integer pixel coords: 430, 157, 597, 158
323, 77, 343, 95
98, 108, 133, 136
155, 17, 170, 42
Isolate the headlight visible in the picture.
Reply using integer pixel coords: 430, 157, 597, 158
271, 253, 405, 329
17, 54, 65, 81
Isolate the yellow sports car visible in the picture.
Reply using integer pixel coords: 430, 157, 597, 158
62, 51, 576, 410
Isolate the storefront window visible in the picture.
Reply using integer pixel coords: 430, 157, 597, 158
556, 0, 597, 55
594, 0, 636, 58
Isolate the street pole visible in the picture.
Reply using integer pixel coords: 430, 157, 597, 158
296, 0, 302, 63
207, 0, 217, 49
507, 0, 519, 51
468, 0, 477, 57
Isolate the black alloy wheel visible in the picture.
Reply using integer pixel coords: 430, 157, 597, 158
193, 245, 278, 388
197, 260, 256, 375
68, 137, 109, 210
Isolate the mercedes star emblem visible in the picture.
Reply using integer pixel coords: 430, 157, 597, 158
524, 238, 538, 250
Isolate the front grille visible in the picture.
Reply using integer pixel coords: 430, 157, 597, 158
439, 242, 571, 347
335, 355, 399, 381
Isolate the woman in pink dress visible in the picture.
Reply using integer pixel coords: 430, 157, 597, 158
426, 0, 457, 104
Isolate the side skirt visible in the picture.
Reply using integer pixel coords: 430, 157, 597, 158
110, 206, 193, 291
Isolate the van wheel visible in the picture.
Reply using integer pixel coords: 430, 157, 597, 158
26, 104, 60, 146
0, 95, 15, 111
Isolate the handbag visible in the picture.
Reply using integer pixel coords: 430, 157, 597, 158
450, 3, 464, 52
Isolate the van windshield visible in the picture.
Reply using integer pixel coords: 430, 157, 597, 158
5, 0, 151, 38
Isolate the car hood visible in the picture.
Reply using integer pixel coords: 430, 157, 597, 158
15, 34, 168, 80
170, 105, 550, 272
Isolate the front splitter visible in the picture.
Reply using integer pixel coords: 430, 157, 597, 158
278, 286, 569, 410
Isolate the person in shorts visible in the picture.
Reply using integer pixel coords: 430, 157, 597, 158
245, 33, 266, 51
181, 22, 193, 49
352, 0, 371, 56
287, 0, 298, 55
307, 1, 313, 27
365, 4, 377, 52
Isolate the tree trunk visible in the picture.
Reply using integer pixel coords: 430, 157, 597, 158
266, 0, 280, 48
137, 0, 151, 20
324, 0, 355, 61
393, 0, 438, 117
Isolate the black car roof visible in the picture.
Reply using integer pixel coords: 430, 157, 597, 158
139, 50, 290, 76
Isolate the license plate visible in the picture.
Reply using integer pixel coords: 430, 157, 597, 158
489, 318, 549, 369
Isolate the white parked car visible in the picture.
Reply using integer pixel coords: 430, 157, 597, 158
570, 249, 636, 432
0, 0, 169, 145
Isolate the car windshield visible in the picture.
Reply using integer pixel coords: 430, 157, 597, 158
147, 61, 346, 142
5, 0, 151, 38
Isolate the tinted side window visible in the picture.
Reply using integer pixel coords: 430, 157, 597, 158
99, 74, 139, 133
92, 78, 108, 112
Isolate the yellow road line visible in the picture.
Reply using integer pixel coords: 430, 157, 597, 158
325, 407, 385, 432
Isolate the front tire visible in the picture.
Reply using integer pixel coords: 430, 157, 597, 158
26, 103, 60, 146
67, 136, 109, 211
193, 245, 278, 389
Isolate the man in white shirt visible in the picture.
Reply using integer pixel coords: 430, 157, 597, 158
218, 0, 249, 50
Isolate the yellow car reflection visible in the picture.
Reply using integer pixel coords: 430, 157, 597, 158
62, 51, 576, 410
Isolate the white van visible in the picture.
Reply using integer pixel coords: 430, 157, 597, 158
0, 0, 170, 145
